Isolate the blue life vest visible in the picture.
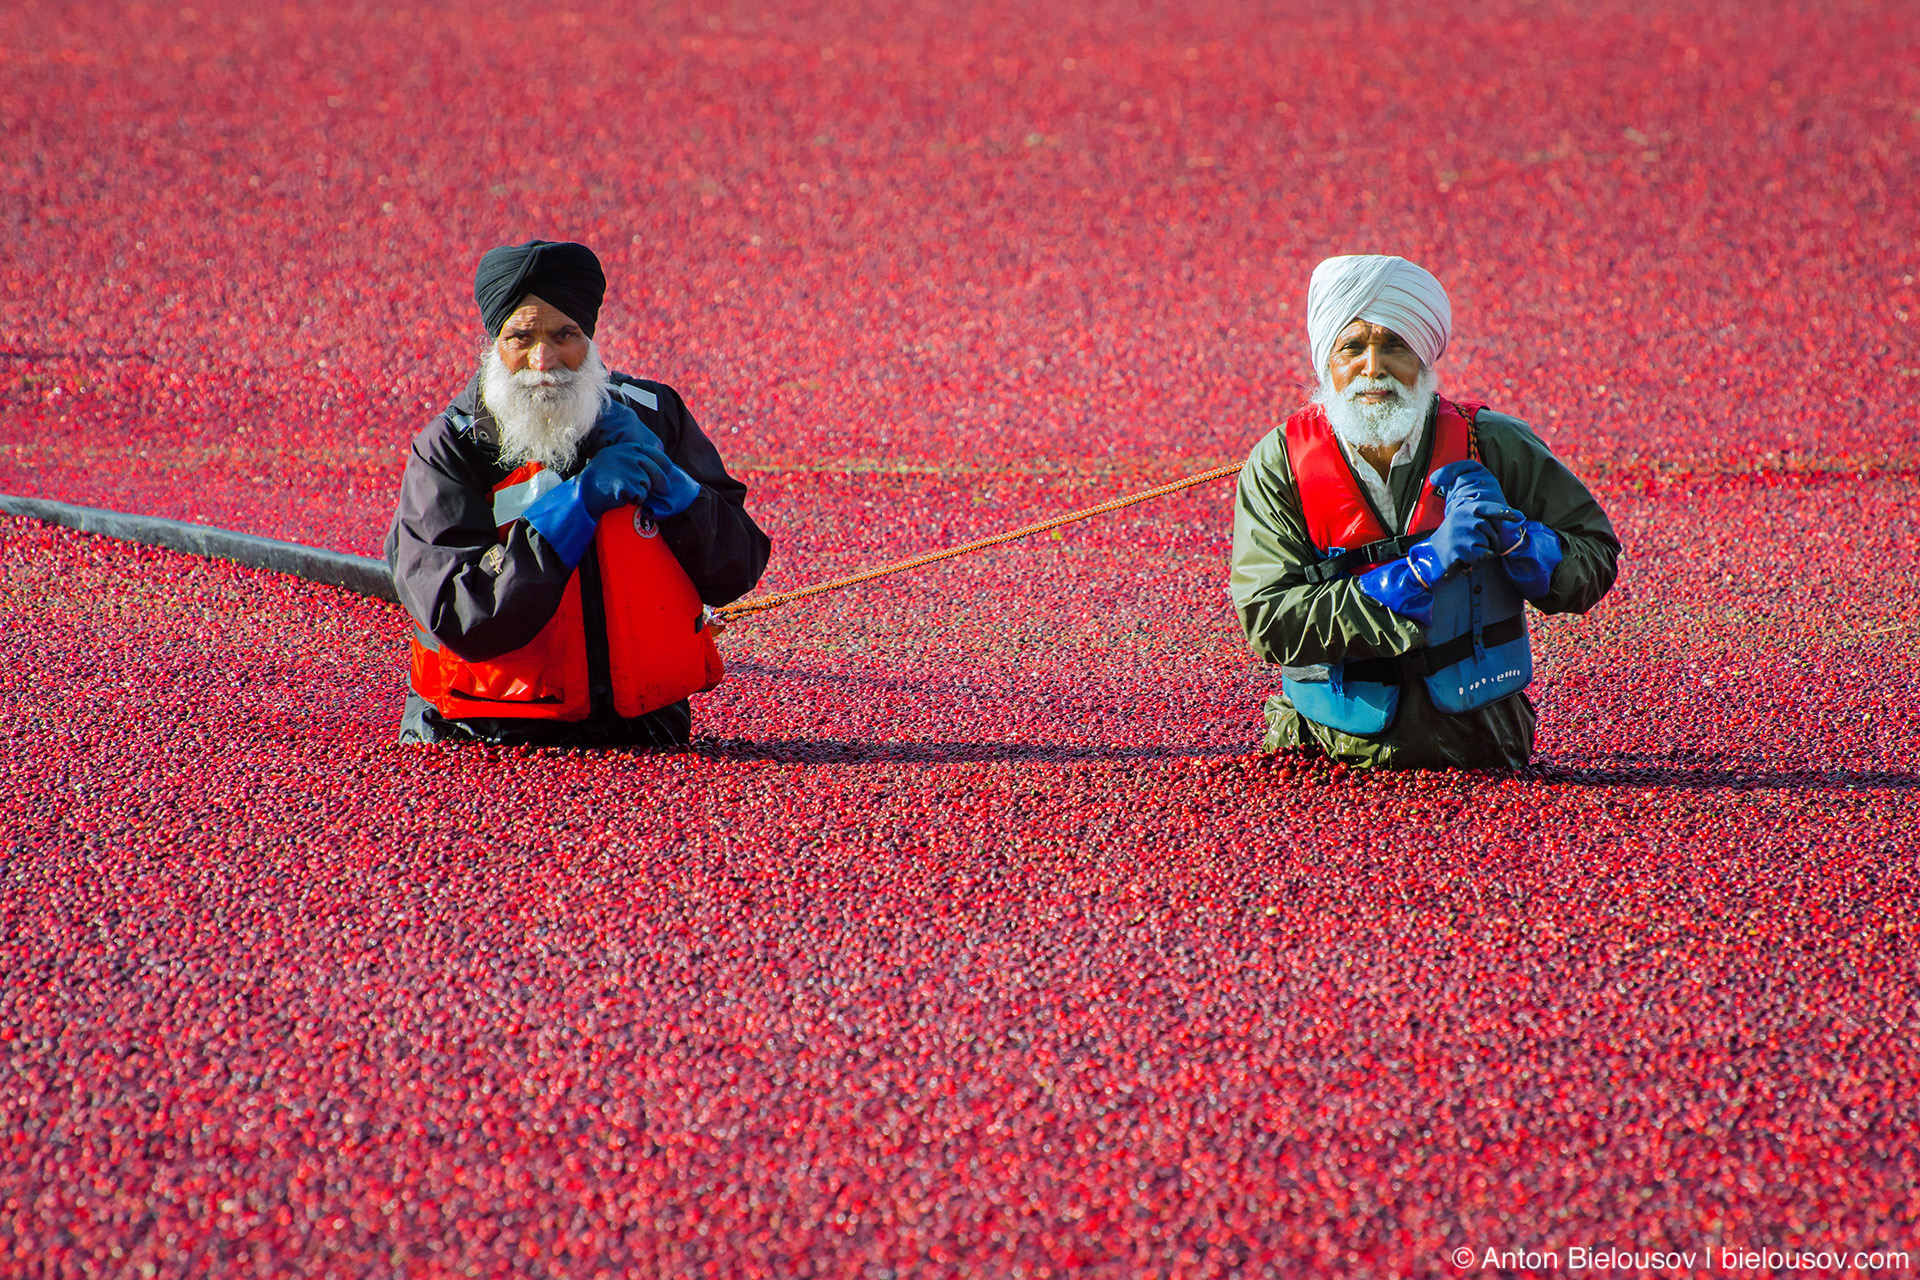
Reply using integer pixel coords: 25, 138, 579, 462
1278, 399, 1532, 736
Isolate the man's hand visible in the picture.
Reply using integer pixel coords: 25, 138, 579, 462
1357, 500, 1518, 629
521, 440, 675, 568
591, 403, 700, 519
1430, 459, 1506, 508
1497, 521, 1565, 600
1422, 499, 1516, 579
1432, 460, 1526, 554
592, 401, 657, 450
1355, 551, 1437, 627
579, 443, 668, 518
1429, 458, 1567, 599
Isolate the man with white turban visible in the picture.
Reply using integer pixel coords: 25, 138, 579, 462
1230, 255, 1619, 768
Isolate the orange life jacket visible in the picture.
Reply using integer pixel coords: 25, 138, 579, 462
409, 462, 724, 722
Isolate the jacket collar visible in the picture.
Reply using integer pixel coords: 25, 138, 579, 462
450, 372, 500, 450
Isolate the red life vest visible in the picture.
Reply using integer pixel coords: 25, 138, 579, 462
409, 462, 724, 722
1284, 396, 1486, 560
1279, 395, 1531, 735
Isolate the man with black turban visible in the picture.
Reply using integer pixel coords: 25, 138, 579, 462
1231, 255, 1619, 768
386, 240, 771, 746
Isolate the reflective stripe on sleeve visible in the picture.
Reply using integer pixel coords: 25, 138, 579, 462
492, 468, 565, 526
612, 383, 658, 411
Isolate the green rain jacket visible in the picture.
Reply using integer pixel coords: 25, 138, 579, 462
1230, 404, 1619, 769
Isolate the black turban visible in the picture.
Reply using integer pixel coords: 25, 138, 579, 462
473, 240, 607, 337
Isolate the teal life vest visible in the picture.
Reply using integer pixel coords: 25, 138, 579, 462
1278, 398, 1532, 736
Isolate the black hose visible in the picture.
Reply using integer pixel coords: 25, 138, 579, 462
0, 493, 397, 602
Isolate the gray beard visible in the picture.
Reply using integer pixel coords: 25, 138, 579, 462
1316, 366, 1439, 453
481, 340, 611, 473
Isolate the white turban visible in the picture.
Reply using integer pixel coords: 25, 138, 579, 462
1306, 255, 1452, 380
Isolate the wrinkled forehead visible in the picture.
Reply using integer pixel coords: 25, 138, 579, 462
496, 295, 587, 336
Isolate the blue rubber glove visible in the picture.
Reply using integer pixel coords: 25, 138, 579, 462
580, 443, 669, 515
1429, 459, 1508, 509
1356, 555, 1436, 628
1496, 520, 1564, 600
520, 443, 665, 567
1427, 498, 1508, 577
520, 478, 597, 566
1432, 460, 1527, 550
1355, 508, 1515, 628
590, 401, 650, 449
643, 459, 701, 521
593, 402, 701, 520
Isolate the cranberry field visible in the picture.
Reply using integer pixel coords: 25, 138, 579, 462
3, 1, 1917, 1275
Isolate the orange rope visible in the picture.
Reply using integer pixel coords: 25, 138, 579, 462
717, 462, 1245, 621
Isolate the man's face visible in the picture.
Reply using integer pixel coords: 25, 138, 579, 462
1326, 320, 1422, 400
494, 295, 591, 374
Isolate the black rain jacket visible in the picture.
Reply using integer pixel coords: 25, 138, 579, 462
385, 371, 771, 746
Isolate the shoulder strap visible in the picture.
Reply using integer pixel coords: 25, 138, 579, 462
1451, 398, 1487, 462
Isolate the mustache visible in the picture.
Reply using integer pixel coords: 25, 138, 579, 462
1340, 376, 1407, 401
510, 366, 588, 390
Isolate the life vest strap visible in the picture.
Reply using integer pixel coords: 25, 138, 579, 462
1399, 611, 1527, 678
1340, 612, 1527, 686
1301, 534, 1424, 584
1338, 655, 1403, 686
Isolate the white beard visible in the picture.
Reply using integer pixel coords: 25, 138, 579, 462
481, 340, 611, 473
1315, 365, 1439, 453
